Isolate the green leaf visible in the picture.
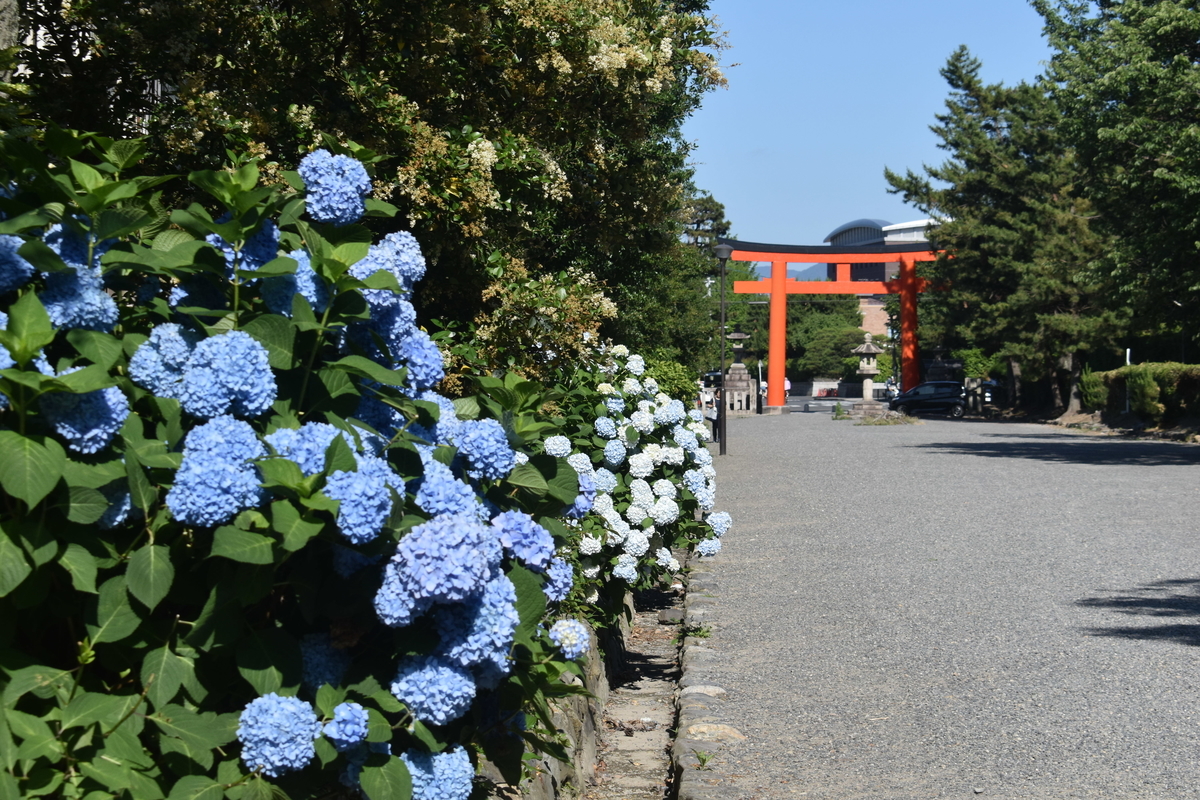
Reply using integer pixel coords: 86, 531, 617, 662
0, 431, 65, 508
9, 710, 59, 762
0, 527, 31, 597
86, 575, 143, 644
54, 363, 115, 394
0, 772, 17, 800
21, 768, 63, 798
66, 330, 124, 370
258, 458, 305, 492
368, 689, 404, 714
61, 690, 132, 730
235, 628, 301, 695
323, 432, 357, 475
451, 396, 480, 420
70, 159, 105, 192
359, 756, 412, 800
534, 454, 579, 505
124, 447, 157, 513
80, 758, 134, 791
330, 354, 408, 387
167, 776, 223, 800
504, 462, 548, 496
153, 229, 195, 252
142, 645, 189, 709
508, 564, 547, 640
240, 255, 297, 279
65, 485, 108, 524
315, 684, 346, 717
153, 704, 236, 749
271, 501, 323, 551
408, 719, 446, 753
364, 707, 390, 743
242, 315, 296, 370
333, 242, 370, 267
0, 292, 56, 367
59, 543, 98, 593
210, 527, 274, 565
95, 207, 155, 241
127, 545, 174, 611
63, 456, 125, 488
3, 665, 73, 706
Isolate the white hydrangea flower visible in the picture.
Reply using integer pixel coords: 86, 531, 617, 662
625, 504, 649, 525
586, 589, 600, 603
668, 557, 680, 572
655, 547, 673, 568
701, 464, 717, 480
544, 435, 572, 457
623, 529, 650, 557
622, 377, 642, 394
593, 493, 614, 516
643, 443, 664, 464
637, 399, 654, 413
579, 535, 603, 556
629, 479, 655, 508
654, 392, 671, 406
614, 553, 638, 582
630, 410, 654, 433
661, 447, 685, 466
652, 479, 677, 499
611, 344, 629, 357
628, 453, 654, 478
650, 497, 679, 525
626, 354, 645, 376
605, 519, 629, 546
567, 452, 593, 475
643, 377, 659, 393
688, 421, 711, 441
514, 451, 530, 465
583, 563, 602, 579
597, 382, 617, 394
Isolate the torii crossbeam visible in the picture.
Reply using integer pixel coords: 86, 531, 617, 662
721, 239, 939, 408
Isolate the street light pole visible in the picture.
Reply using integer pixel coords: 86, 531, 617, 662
714, 243, 734, 455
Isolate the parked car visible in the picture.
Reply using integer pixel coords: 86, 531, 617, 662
889, 381, 966, 418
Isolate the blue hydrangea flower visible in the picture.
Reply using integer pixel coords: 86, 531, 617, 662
375, 559, 429, 628
323, 702, 369, 751
97, 486, 132, 530
40, 385, 129, 454
300, 633, 351, 693
603, 439, 626, 467
349, 231, 426, 293
593, 468, 617, 493
397, 330, 445, 394
697, 537, 722, 557
400, 745, 474, 800
491, 511, 554, 572
594, 417, 618, 439
543, 435, 571, 457
390, 514, 501, 606
435, 572, 519, 680
625, 354, 646, 375
237, 693, 322, 777
695, 486, 716, 512
265, 423, 344, 476
412, 458, 475, 517
206, 217, 280, 279
605, 396, 625, 415
456, 418, 515, 480
166, 415, 266, 527
325, 454, 398, 544
548, 619, 590, 660
345, 295, 419, 366
299, 150, 372, 227
566, 452, 592, 475
0, 235, 34, 294
688, 408, 704, 424
168, 276, 227, 312
39, 255, 118, 332
390, 655, 476, 725
707, 511, 732, 537
613, 554, 638, 582
262, 250, 331, 316
129, 323, 202, 399
672, 424, 700, 452
179, 331, 277, 419
653, 399, 686, 426
542, 557, 573, 603
409, 390, 463, 446
565, 470, 595, 519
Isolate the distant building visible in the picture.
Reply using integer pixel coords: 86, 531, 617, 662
821, 217, 934, 337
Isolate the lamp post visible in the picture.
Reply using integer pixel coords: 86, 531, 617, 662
714, 242, 734, 455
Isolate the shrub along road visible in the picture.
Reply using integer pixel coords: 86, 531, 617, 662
691, 412, 1200, 799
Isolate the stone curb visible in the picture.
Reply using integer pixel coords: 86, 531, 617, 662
671, 553, 741, 800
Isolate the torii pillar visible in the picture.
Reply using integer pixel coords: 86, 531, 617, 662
724, 239, 939, 409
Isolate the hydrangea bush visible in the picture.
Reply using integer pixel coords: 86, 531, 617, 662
0, 132, 660, 800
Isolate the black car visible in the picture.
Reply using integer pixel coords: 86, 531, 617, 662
888, 381, 966, 418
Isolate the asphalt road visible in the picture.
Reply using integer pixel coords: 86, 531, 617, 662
702, 412, 1200, 800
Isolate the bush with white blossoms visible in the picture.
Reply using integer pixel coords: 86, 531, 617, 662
0, 134, 603, 800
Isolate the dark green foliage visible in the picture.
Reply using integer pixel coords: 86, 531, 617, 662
1079, 364, 1108, 411
794, 327, 866, 380
644, 357, 699, 403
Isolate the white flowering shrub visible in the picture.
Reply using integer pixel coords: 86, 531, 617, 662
0, 132, 605, 800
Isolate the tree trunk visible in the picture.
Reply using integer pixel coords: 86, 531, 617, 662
1048, 355, 1066, 411
0, 0, 15, 86
1063, 352, 1083, 416
1007, 357, 1022, 408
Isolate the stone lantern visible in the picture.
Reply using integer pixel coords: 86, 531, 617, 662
851, 333, 886, 409
723, 331, 756, 417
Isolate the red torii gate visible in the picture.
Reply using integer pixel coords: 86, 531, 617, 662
722, 239, 940, 408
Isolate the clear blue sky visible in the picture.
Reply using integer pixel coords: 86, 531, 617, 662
682, 1, 1053, 246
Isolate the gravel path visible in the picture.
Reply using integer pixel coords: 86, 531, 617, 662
700, 412, 1200, 800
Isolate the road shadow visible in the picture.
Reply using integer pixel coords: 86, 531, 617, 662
1078, 578, 1200, 646
910, 433, 1200, 466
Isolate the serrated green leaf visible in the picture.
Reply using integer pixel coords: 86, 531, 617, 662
235, 628, 301, 695
58, 543, 98, 593
66, 329, 123, 370
315, 684, 346, 717
54, 363, 114, 394
63, 456, 126, 488
3, 665, 73, 706
21, 767, 62, 798
124, 447, 156, 513
87, 575, 142, 644
9, 710, 59, 762
0, 527, 31, 597
408, 719, 446, 753
153, 705, 236, 749
153, 228, 195, 252
81, 758, 133, 791
368, 689, 404, 714
507, 564, 547, 640
127, 544, 174, 611
323, 431, 357, 475
259, 458, 305, 492
95, 206, 154, 241
359, 756, 411, 800
141, 645, 188, 709
271, 501, 323, 552
61, 691, 133, 730
167, 775, 223, 800
330, 354, 407, 387
0, 431, 65, 508
451, 396, 480, 420
242, 314, 295, 370
505, 462, 548, 495
65, 485, 108, 524
210, 527, 274, 565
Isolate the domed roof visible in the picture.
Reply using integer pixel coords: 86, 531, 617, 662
823, 218, 893, 244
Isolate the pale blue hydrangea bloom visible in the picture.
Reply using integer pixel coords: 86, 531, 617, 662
390, 655, 476, 725
40, 385, 129, 454
605, 396, 625, 415
691, 448, 713, 467
672, 424, 700, 452
650, 497, 679, 526
299, 150, 372, 227
688, 408, 705, 424
40, 259, 118, 331
629, 479, 654, 509
564, 471, 595, 519
697, 538, 722, 557
695, 486, 716, 512
397, 330, 445, 394
549, 619, 589, 661
265, 423, 344, 476
625, 354, 646, 375
593, 468, 617, 493
179, 331, 277, 419
602, 439, 626, 467
206, 218, 279, 279
0, 235, 34, 294
491, 510, 555, 572
627, 453, 654, 479
707, 511, 732, 537
456, 418, 515, 480
613, 553, 638, 582
166, 416, 265, 527
237, 693, 322, 777
435, 572, 519, 681
391, 514, 501, 607
653, 399, 686, 426
651, 479, 677, 498
655, 547, 674, 568
594, 417, 618, 439
409, 390, 463, 446
325, 454, 398, 544
346, 296, 418, 365
542, 556, 573, 602
262, 250, 331, 316
97, 487, 133, 530
415, 459, 478, 517
629, 410, 654, 434
542, 435, 571, 457
350, 230, 426, 292
323, 702, 369, 751
400, 745, 474, 800
622, 529, 649, 558
374, 560, 429, 628
300, 633, 351, 693
129, 323, 202, 399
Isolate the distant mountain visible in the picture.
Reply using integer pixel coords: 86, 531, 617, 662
753, 262, 829, 281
